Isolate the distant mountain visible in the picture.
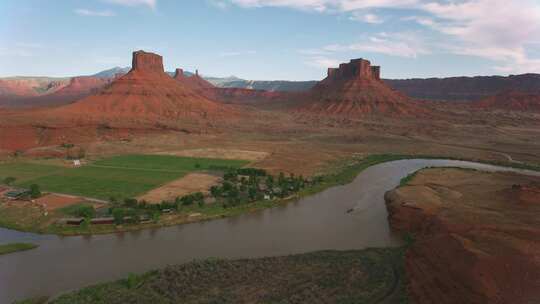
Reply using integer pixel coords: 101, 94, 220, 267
91, 67, 130, 79
207, 78, 318, 92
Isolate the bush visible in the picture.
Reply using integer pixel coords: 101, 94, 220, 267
72, 204, 95, 218
29, 184, 41, 199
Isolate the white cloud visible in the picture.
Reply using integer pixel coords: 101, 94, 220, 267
305, 56, 342, 69
227, 0, 540, 74
103, 0, 156, 9
323, 32, 430, 58
350, 12, 383, 24
75, 9, 116, 17
208, 0, 230, 9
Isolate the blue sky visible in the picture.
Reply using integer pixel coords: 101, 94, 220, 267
1, 0, 539, 80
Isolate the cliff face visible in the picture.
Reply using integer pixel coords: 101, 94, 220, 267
132, 50, 164, 73
385, 73, 540, 101
298, 58, 427, 117
385, 168, 540, 304
473, 90, 540, 112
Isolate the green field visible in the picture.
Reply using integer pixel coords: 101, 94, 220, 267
0, 155, 248, 200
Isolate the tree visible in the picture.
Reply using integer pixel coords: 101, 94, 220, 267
3, 176, 16, 185
210, 186, 221, 198
124, 198, 138, 208
74, 204, 95, 218
194, 192, 204, 203
265, 175, 274, 188
29, 184, 41, 199
222, 181, 233, 192
112, 208, 125, 225
181, 195, 195, 206
248, 187, 258, 201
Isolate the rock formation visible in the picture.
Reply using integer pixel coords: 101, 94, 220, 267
174, 67, 215, 91
54, 50, 235, 120
298, 58, 427, 117
473, 90, 540, 112
385, 168, 540, 304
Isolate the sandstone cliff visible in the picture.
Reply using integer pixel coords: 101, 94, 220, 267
385, 168, 540, 304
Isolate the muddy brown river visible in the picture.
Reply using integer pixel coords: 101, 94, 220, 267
1, 159, 539, 303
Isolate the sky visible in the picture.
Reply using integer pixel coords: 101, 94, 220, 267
1, 0, 540, 80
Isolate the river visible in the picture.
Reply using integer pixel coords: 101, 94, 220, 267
1, 159, 539, 303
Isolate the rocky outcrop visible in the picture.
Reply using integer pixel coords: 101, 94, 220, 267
472, 90, 540, 112
132, 50, 164, 73
385, 168, 540, 304
298, 58, 427, 117
174, 67, 215, 91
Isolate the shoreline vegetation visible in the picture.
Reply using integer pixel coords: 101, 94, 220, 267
16, 248, 409, 304
0, 242, 38, 255
1, 154, 539, 236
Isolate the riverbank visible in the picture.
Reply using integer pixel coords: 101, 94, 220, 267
1, 154, 539, 236
0, 242, 38, 255
19, 248, 408, 304
385, 167, 540, 303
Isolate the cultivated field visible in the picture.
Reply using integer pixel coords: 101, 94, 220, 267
0, 155, 249, 200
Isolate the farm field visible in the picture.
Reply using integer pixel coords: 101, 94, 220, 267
0, 155, 249, 200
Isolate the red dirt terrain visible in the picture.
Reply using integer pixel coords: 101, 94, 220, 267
298, 58, 427, 117
385, 168, 540, 304
473, 90, 540, 112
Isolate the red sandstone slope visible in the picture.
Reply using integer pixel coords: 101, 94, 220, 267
473, 90, 540, 112
55, 51, 234, 120
174, 69, 215, 91
298, 58, 426, 117
173, 68, 289, 104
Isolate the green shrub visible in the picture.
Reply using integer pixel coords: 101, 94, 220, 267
29, 184, 41, 198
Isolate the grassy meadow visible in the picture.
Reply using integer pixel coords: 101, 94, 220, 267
0, 155, 249, 200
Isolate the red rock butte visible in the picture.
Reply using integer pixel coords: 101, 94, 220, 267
299, 58, 426, 117
50, 50, 236, 121
132, 50, 164, 73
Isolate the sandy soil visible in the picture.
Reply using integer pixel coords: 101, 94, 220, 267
137, 172, 222, 203
34, 194, 83, 211
385, 168, 540, 304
